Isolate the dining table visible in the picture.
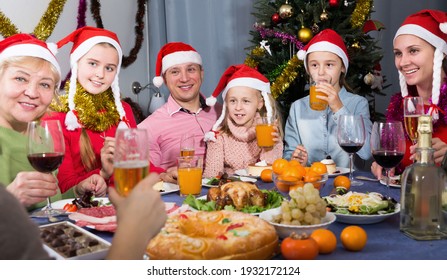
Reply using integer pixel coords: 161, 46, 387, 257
32, 170, 447, 260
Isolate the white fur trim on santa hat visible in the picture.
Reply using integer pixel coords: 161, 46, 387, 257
69, 36, 122, 68
161, 50, 202, 74
221, 77, 271, 101
395, 25, 447, 54
65, 110, 81, 130
441, 22, 447, 33
204, 131, 217, 142
206, 96, 217, 106
305, 41, 349, 72
297, 49, 306, 60
153, 76, 164, 88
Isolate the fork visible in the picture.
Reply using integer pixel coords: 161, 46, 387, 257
355, 176, 379, 182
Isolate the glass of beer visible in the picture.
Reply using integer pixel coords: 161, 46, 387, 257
309, 76, 331, 111
177, 156, 203, 196
256, 117, 275, 148
403, 96, 424, 144
114, 128, 149, 197
180, 133, 195, 156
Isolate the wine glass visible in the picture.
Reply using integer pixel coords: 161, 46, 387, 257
370, 121, 406, 189
27, 120, 65, 217
403, 96, 424, 144
180, 133, 195, 156
337, 115, 366, 186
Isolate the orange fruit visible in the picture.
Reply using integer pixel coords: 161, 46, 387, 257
282, 165, 306, 180
310, 229, 337, 254
333, 175, 351, 194
310, 162, 328, 175
260, 169, 273, 183
272, 158, 289, 175
288, 159, 302, 167
289, 181, 305, 191
304, 170, 323, 190
340, 226, 367, 251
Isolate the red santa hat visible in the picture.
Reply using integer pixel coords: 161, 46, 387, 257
57, 26, 128, 131
0, 33, 61, 79
152, 42, 202, 88
393, 9, 447, 120
297, 29, 349, 72
204, 64, 272, 142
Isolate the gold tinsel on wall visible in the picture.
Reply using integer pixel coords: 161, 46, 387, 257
350, 0, 372, 29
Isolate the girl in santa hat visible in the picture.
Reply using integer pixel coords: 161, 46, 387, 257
371, 9, 447, 179
0, 34, 62, 210
284, 29, 373, 169
46, 27, 162, 197
203, 64, 283, 177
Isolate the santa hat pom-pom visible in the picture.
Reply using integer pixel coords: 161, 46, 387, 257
206, 96, 217, 106
65, 110, 81, 131
204, 131, 217, 142
440, 22, 447, 34
153, 76, 163, 88
46, 42, 58, 55
297, 50, 306, 60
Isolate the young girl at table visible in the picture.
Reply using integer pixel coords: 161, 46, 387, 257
46, 27, 162, 197
371, 10, 447, 179
283, 29, 372, 168
0, 34, 62, 210
203, 64, 283, 177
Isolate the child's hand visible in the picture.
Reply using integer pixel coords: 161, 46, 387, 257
291, 145, 308, 166
316, 82, 343, 113
272, 122, 281, 144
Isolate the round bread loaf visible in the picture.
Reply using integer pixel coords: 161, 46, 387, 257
146, 210, 278, 260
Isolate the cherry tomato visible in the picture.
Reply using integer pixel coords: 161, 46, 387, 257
281, 233, 319, 260
63, 203, 77, 212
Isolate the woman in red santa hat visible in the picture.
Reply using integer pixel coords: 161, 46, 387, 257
284, 29, 372, 169
202, 64, 283, 177
45, 27, 162, 197
371, 10, 447, 179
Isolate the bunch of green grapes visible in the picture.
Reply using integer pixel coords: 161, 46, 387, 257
272, 183, 327, 225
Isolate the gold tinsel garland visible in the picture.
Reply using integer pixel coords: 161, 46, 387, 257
0, 0, 67, 40
244, 46, 265, 68
50, 82, 120, 132
350, 0, 372, 29
271, 56, 303, 99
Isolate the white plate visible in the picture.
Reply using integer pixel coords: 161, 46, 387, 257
328, 167, 350, 177
51, 198, 110, 210
158, 182, 180, 195
202, 176, 257, 187
234, 169, 260, 178
380, 175, 401, 188
333, 204, 400, 224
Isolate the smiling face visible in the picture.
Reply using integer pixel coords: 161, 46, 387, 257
76, 43, 119, 94
307, 51, 344, 91
393, 34, 436, 94
225, 86, 263, 128
163, 63, 203, 107
0, 57, 57, 131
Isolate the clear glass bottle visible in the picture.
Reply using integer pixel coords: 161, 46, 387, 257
400, 115, 447, 240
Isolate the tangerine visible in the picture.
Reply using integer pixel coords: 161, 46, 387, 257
304, 170, 323, 190
282, 165, 306, 180
310, 162, 328, 175
289, 181, 305, 191
272, 158, 289, 175
333, 175, 351, 190
260, 169, 273, 182
310, 229, 337, 254
288, 159, 302, 167
340, 225, 367, 251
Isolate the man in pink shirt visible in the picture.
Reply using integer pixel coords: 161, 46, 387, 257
138, 42, 221, 180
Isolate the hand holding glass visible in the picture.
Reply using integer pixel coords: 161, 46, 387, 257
114, 128, 149, 197
403, 96, 424, 144
337, 115, 366, 186
177, 156, 203, 196
370, 121, 406, 189
27, 120, 65, 217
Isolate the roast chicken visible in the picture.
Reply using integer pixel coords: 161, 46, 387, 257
207, 181, 266, 210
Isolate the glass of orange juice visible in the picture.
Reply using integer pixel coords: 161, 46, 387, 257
309, 76, 330, 111
177, 156, 203, 196
256, 117, 275, 148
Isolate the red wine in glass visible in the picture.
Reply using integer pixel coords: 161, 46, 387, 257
27, 152, 64, 173
372, 151, 404, 169
340, 143, 363, 154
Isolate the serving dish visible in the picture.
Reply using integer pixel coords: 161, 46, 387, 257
51, 198, 110, 210
259, 207, 336, 239
333, 204, 400, 224
328, 167, 350, 177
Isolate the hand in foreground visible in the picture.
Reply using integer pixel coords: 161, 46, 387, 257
371, 161, 395, 180
75, 174, 108, 197
432, 137, 447, 164
107, 173, 167, 259
160, 166, 178, 184
291, 144, 308, 166
100, 136, 115, 179
6, 171, 58, 207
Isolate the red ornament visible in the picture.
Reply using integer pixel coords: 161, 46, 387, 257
329, 0, 339, 7
271, 13, 281, 25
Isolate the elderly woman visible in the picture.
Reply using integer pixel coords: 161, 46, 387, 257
0, 34, 63, 210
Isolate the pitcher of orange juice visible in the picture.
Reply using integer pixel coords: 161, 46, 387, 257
256, 117, 275, 148
177, 156, 203, 196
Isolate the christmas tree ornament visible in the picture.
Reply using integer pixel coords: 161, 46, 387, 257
363, 72, 374, 86
320, 10, 329, 21
298, 27, 313, 43
271, 13, 281, 24
344, 0, 349, 6
279, 1, 294, 19
329, 0, 339, 7
311, 23, 320, 34
351, 41, 360, 49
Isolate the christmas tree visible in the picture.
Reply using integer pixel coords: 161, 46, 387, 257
245, 0, 386, 122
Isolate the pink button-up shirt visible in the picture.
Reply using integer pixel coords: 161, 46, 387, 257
138, 95, 221, 170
